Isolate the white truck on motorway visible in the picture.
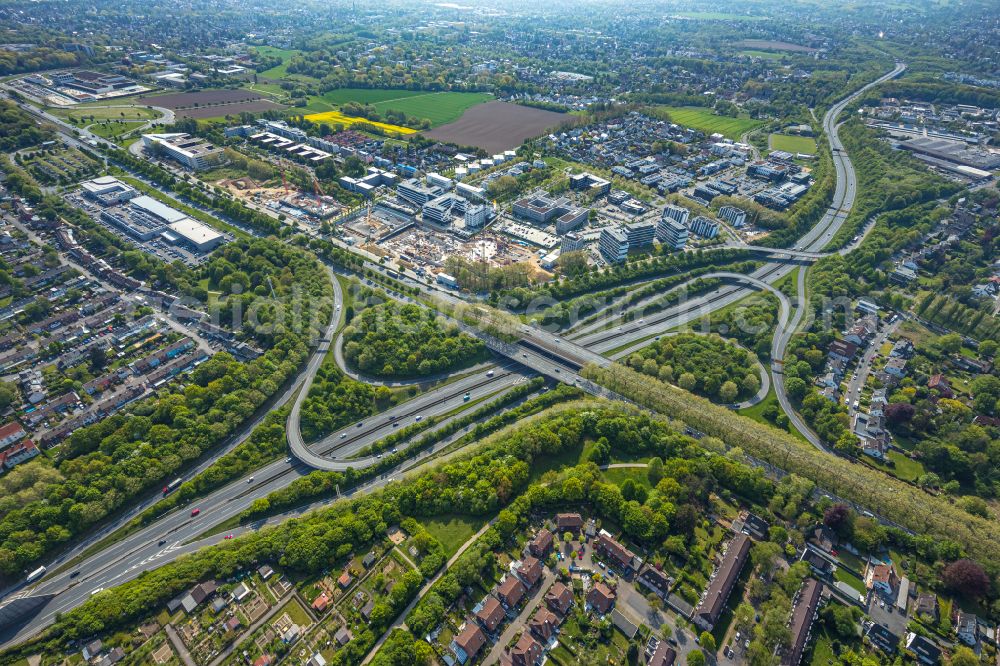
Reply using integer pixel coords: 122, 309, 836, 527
26, 566, 46, 583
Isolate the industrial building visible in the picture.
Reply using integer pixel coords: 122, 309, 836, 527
689, 216, 720, 239
95, 193, 224, 253
656, 216, 688, 250
900, 136, 1000, 170
599, 227, 629, 264
52, 70, 135, 95
142, 133, 226, 171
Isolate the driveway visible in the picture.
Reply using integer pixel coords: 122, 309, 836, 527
482, 568, 556, 665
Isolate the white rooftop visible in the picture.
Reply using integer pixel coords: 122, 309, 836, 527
130, 195, 188, 224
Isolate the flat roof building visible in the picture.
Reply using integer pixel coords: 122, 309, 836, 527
662, 204, 690, 226
656, 216, 688, 250
625, 221, 655, 249
142, 133, 225, 171
163, 218, 225, 252
599, 227, 629, 264
690, 216, 720, 239
81, 176, 138, 206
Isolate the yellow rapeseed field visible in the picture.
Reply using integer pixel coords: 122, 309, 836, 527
303, 110, 418, 135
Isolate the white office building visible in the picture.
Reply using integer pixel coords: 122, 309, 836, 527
718, 206, 747, 228
662, 204, 691, 227
142, 133, 225, 171
656, 217, 689, 250
464, 204, 490, 229
690, 216, 720, 239
599, 227, 629, 264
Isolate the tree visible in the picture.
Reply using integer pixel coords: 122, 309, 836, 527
0, 381, 17, 411
786, 377, 807, 400
884, 402, 915, 425
951, 647, 979, 666
823, 503, 852, 535
699, 631, 717, 653
678, 372, 697, 391
719, 380, 739, 403
978, 339, 997, 359
942, 559, 990, 599
688, 650, 706, 666
647, 457, 664, 486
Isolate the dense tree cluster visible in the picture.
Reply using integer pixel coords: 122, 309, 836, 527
625, 333, 761, 403
343, 302, 485, 377
0, 101, 55, 151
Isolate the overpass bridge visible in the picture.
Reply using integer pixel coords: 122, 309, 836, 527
713, 244, 830, 260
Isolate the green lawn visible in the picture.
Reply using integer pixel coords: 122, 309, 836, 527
658, 106, 763, 140
277, 597, 313, 627
50, 105, 161, 122
419, 514, 482, 557
740, 50, 786, 59
834, 567, 867, 596
87, 120, 146, 139
602, 466, 652, 489
310, 89, 494, 127
870, 450, 926, 483
770, 134, 818, 154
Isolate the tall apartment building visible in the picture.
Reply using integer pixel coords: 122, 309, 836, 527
397, 178, 442, 207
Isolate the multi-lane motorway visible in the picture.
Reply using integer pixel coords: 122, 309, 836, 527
0, 63, 904, 647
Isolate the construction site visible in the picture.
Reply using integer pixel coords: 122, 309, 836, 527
377, 224, 547, 277
216, 176, 346, 229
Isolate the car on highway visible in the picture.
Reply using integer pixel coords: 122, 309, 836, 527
190, 508, 201, 517
91, 588, 104, 596
247, 477, 254, 483
69, 571, 80, 579
340, 433, 347, 439
356, 422, 364, 427
158, 539, 167, 546
463, 392, 471, 401
415, 415, 423, 422
486, 370, 494, 377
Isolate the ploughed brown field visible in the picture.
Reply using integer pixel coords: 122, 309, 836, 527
423, 101, 569, 154
139, 89, 285, 118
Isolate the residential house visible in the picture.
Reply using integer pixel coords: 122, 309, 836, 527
258, 565, 274, 580
905, 632, 942, 665
955, 610, 978, 646
476, 595, 506, 633
253, 655, 273, 666
866, 623, 900, 654
844, 316, 878, 346
0, 421, 26, 450
781, 579, 823, 666
528, 607, 560, 643
0, 439, 40, 470
362, 551, 377, 569
337, 571, 353, 589
915, 594, 939, 622
545, 582, 574, 616
637, 566, 672, 598
648, 642, 677, 666
883, 357, 907, 380
231, 582, 251, 602
452, 624, 487, 664
736, 512, 770, 541
360, 598, 375, 622
800, 549, 834, 578
501, 632, 543, 666
864, 561, 898, 599
517, 556, 544, 588
224, 617, 241, 633
927, 375, 953, 399
555, 513, 583, 533
693, 533, 752, 632
612, 609, 638, 639
594, 530, 641, 573
306, 654, 326, 666
587, 582, 616, 615
498, 576, 527, 610
828, 340, 859, 364
890, 339, 914, 358
528, 528, 553, 557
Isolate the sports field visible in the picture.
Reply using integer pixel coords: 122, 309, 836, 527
769, 133, 818, 154
658, 107, 763, 140
303, 109, 418, 135
306, 89, 493, 127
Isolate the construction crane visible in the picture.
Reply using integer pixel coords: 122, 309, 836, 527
279, 158, 290, 195
311, 174, 325, 197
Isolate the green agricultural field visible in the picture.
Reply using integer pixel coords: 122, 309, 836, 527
313, 89, 494, 127
769, 133, 818, 154
658, 106, 763, 140
86, 120, 146, 139
255, 46, 316, 81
